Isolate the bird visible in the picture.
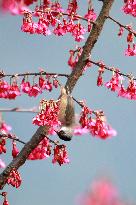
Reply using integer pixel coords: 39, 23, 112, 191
56, 86, 75, 141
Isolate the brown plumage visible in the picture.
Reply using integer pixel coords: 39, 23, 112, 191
57, 87, 75, 141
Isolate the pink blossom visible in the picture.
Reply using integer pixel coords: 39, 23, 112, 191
72, 23, 86, 42
53, 23, 67, 36
7, 169, 22, 188
28, 84, 41, 97
7, 82, 21, 99
122, 0, 136, 17
33, 99, 61, 128
0, 122, 12, 134
51, 1, 64, 13
12, 141, 19, 158
21, 78, 31, 94
74, 126, 89, 135
89, 118, 117, 139
118, 26, 124, 36
125, 44, 136, 56
105, 70, 121, 92
28, 137, 51, 160
52, 145, 69, 166
0, 80, 10, 99
84, 9, 97, 21
66, 0, 78, 16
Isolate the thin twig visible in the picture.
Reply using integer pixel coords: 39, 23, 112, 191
0, 133, 58, 146
30, 9, 96, 24
90, 60, 136, 80
107, 15, 136, 37
0, 71, 69, 78
0, 133, 26, 145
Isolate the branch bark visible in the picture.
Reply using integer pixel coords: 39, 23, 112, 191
0, 0, 115, 189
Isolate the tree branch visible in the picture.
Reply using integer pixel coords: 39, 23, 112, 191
0, 0, 115, 189
65, 0, 115, 93
107, 15, 136, 37
90, 60, 136, 80
0, 71, 69, 78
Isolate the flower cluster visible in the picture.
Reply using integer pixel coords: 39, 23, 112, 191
122, 0, 136, 17
28, 136, 51, 160
79, 106, 116, 139
1, 192, 9, 205
0, 74, 59, 99
21, 1, 96, 42
52, 145, 69, 166
33, 99, 61, 128
28, 136, 69, 166
96, 63, 136, 100
118, 25, 136, 56
7, 168, 22, 188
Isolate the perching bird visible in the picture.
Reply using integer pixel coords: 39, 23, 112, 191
57, 87, 75, 141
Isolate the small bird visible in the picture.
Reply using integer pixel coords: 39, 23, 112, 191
57, 87, 75, 141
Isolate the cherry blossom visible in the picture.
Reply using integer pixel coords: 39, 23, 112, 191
21, 78, 31, 94
52, 145, 69, 166
2, 192, 9, 205
105, 69, 121, 92
0, 80, 10, 99
125, 43, 136, 56
79, 106, 116, 139
7, 82, 21, 100
122, 0, 136, 17
7, 169, 22, 188
12, 140, 19, 158
0, 122, 12, 134
118, 26, 124, 36
33, 99, 61, 128
66, 0, 78, 16
28, 137, 51, 160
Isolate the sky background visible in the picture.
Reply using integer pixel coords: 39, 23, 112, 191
0, 1, 136, 205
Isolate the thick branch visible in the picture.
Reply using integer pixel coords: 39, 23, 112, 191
0, 0, 115, 189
